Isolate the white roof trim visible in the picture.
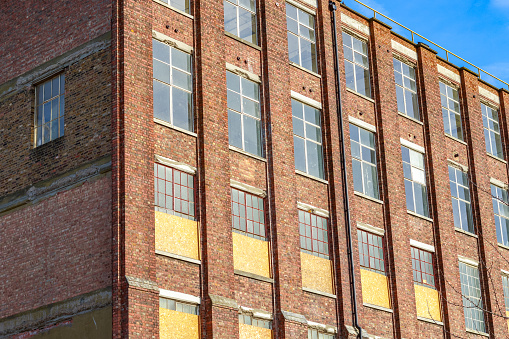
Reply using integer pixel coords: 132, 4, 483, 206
348, 116, 376, 133
152, 30, 193, 53
291, 90, 322, 109
410, 239, 435, 253
391, 40, 417, 60
447, 159, 468, 172
297, 201, 329, 218
357, 222, 384, 236
458, 255, 479, 267
159, 289, 201, 304
490, 177, 508, 190
286, 0, 316, 15
478, 86, 500, 104
437, 65, 461, 83
226, 63, 261, 83
230, 179, 266, 198
155, 155, 196, 174
341, 13, 370, 36
400, 138, 425, 154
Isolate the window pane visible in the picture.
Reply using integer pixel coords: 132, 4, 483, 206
306, 140, 323, 179
294, 136, 306, 172
229, 110, 243, 149
243, 115, 262, 156
172, 88, 192, 130
224, 1, 238, 35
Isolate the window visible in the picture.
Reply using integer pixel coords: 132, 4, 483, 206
292, 99, 324, 179
308, 329, 335, 339
502, 274, 509, 316
286, 3, 317, 72
157, 0, 190, 13
482, 103, 503, 159
449, 166, 473, 233
35, 74, 65, 146
227, 71, 263, 156
153, 39, 193, 131
402, 146, 429, 217
459, 262, 486, 333
231, 188, 266, 240
343, 32, 371, 98
350, 124, 378, 199
491, 184, 509, 247
239, 314, 272, 329
411, 247, 436, 288
440, 82, 463, 140
224, 0, 257, 44
357, 230, 385, 274
154, 163, 195, 220
299, 210, 329, 259
393, 58, 419, 120
159, 298, 199, 315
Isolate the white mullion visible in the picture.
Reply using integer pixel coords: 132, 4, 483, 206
240, 78, 245, 151
169, 48, 174, 125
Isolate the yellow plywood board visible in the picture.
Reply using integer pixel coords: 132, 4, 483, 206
414, 285, 441, 322
232, 232, 271, 278
300, 252, 333, 294
239, 323, 273, 339
155, 211, 200, 260
160, 308, 200, 339
360, 269, 391, 309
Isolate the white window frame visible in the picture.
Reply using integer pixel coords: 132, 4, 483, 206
458, 261, 486, 334
286, 1, 317, 73
224, 0, 257, 44
440, 81, 463, 140
491, 181, 509, 247
401, 140, 429, 217
349, 121, 379, 199
481, 102, 503, 159
343, 31, 371, 98
393, 57, 419, 120
448, 165, 474, 234
35, 73, 65, 147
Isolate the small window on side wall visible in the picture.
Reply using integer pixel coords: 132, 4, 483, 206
35, 74, 65, 146
350, 123, 378, 199
393, 58, 419, 120
286, 3, 317, 73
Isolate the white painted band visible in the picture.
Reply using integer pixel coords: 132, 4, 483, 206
155, 155, 196, 174
152, 30, 193, 53
348, 116, 376, 132
159, 289, 201, 304
400, 138, 425, 154
490, 177, 508, 189
297, 201, 329, 218
357, 222, 385, 236
291, 90, 322, 109
410, 239, 435, 253
437, 65, 461, 83
341, 13, 370, 36
478, 86, 500, 104
226, 63, 261, 83
458, 255, 479, 267
391, 40, 417, 60
230, 180, 266, 197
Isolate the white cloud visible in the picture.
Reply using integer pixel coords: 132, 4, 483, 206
491, 0, 509, 8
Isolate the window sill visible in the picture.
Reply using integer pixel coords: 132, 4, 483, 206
466, 329, 489, 337
154, 118, 197, 137
363, 303, 393, 313
346, 88, 375, 103
155, 249, 201, 265
454, 227, 478, 238
354, 191, 383, 204
152, 0, 194, 19
225, 31, 261, 50
302, 287, 337, 299
289, 62, 321, 78
417, 316, 443, 326
229, 145, 267, 162
398, 112, 423, 125
444, 133, 467, 145
486, 152, 506, 163
234, 269, 274, 283
407, 210, 433, 222
295, 170, 328, 184
498, 242, 509, 251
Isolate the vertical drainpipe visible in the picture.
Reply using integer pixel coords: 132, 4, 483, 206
328, 2, 363, 338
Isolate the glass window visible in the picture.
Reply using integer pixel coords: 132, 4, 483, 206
411, 247, 435, 288
224, 0, 257, 44
292, 99, 324, 179
231, 188, 266, 240
502, 274, 509, 315
402, 146, 429, 217
440, 82, 463, 140
393, 58, 419, 120
357, 230, 385, 274
154, 163, 195, 220
482, 103, 503, 159
459, 262, 486, 333
157, 0, 190, 13
159, 297, 199, 315
492, 184, 509, 247
343, 32, 371, 98
299, 210, 329, 259
286, 3, 317, 72
239, 314, 272, 329
449, 166, 474, 233
153, 39, 193, 131
35, 74, 65, 146
227, 71, 263, 156
350, 124, 379, 199
308, 329, 335, 339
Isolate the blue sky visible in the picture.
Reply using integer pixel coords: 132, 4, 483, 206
343, 0, 509, 89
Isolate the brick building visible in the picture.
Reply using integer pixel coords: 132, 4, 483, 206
1, 0, 509, 337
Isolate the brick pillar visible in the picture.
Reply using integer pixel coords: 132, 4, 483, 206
112, 0, 159, 337
195, 0, 238, 336
416, 43, 464, 336
258, 0, 306, 337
